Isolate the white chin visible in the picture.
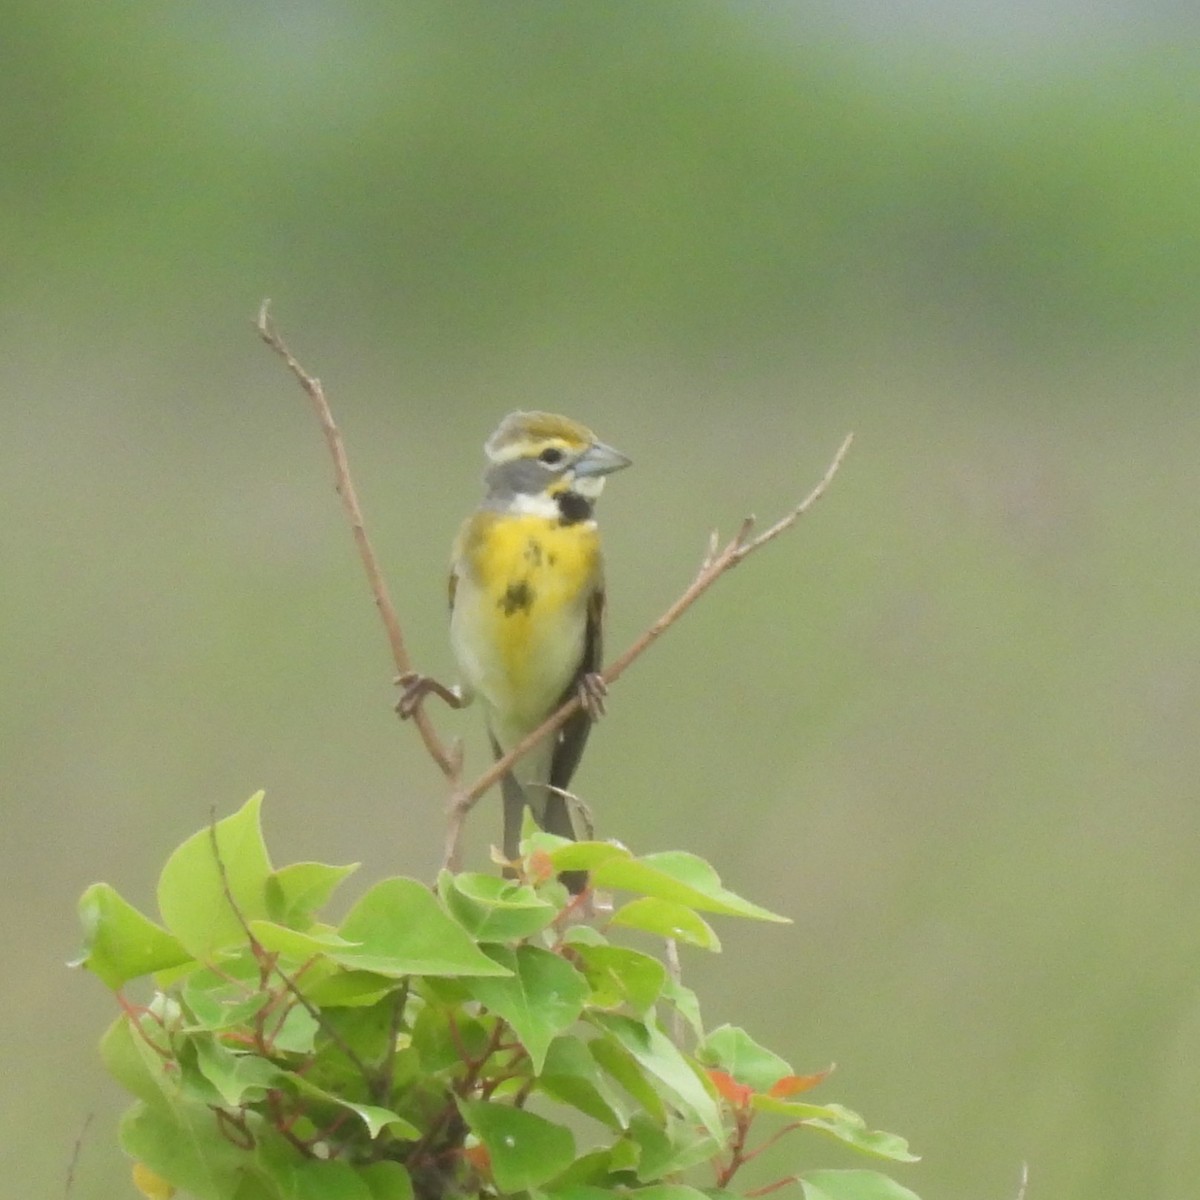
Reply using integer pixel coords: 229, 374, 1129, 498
572, 475, 606, 499
510, 491, 562, 518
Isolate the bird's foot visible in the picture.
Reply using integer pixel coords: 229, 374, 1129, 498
577, 672, 608, 720
395, 672, 464, 719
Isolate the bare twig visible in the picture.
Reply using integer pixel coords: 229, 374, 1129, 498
255, 301, 457, 780
63, 1112, 93, 1199
440, 432, 854, 869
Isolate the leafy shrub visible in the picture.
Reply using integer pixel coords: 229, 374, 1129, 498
76, 793, 919, 1200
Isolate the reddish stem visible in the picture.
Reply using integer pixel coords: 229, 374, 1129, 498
745, 1176, 800, 1198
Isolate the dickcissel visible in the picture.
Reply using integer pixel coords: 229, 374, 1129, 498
400, 411, 630, 889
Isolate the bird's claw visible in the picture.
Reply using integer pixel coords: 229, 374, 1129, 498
577, 672, 608, 720
394, 672, 426, 719
395, 672, 463, 718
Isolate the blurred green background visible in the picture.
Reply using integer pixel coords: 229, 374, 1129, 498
5, 3, 1199, 1197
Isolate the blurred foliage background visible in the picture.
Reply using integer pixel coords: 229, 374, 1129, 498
5, 3, 1199, 1198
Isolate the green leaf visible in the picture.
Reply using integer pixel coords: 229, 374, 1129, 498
460, 1099, 575, 1192
194, 1038, 281, 1107
172, 1039, 232, 1108
333, 878, 511, 978
661, 977, 705, 1041
154, 957, 206, 990
179, 956, 268, 1032
591, 851, 789, 922
257, 1133, 398, 1198
287, 1158, 375, 1199
538, 1035, 629, 1130
230, 1173, 277, 1200
608, 1135, 641, 1173
120, 1098, 249, 1200
438, 870, 558, 942
315, 996, 402, 1073
303, 968, 401, 1008
543, 1185, 617, 1200
610, 897, 721, 951
751, 1095, 841, 1120
289, 1075, 421, 1140
801, 1169, 923, 1200
360, 1161, 414, 1200
100, 1015, 174, 1106
590, 1036, 666, 1125
539, 838, 634, 873
698, 1025, 793, 1091
267, 861, 358, 928
803, 1105, 920, 1163
628, 1187, 716, 1200
590, 1013, 723, 1139
74, 883, 192, 988
157, 793, 274, 959
411, 999, 491, 1073
571, 944, 667, 1014
251, 1133, 304, 1199
272, 1004, 320, 1055
247, 919, 357, 960
465, 945, 588, 1071
338, 1101, 421, 1141
625, 1113, 723, 1181
623, 1113, 671, 1180
560, 923, 608, 947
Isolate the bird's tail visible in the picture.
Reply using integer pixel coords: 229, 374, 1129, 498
497, 745, 587, 894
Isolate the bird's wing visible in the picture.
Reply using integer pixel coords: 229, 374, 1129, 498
548, 582, 604, 796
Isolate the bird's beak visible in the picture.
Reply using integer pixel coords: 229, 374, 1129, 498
574, 440, 632, 478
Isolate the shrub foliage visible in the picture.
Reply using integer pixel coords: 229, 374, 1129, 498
76, 793, 920, 1200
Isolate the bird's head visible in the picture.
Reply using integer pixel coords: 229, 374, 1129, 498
482, 411, 631, 522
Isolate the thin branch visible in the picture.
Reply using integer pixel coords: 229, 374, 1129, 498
255, 301, 457, 779
441, 431, 854, 869
741, 1119, 806, 1164
732, 431, 854, 557
744, 1175, 800, 1198
63, 1112, 94, 1199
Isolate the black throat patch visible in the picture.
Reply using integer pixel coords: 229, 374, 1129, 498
556, 491, 593, 525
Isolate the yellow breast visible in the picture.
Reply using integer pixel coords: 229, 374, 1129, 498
451, 512, 601, 737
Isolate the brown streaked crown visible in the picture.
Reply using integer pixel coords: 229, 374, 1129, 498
484, 411, 596, 462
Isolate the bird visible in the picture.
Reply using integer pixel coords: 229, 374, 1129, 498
399, 411, 631, 890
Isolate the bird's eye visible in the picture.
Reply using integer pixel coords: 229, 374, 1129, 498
538, 447, 565, 466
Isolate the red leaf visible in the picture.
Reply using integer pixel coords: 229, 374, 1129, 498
708, 1068, 754, 1108
463, 1143, 491, 1174
768, 1066, 834, 1097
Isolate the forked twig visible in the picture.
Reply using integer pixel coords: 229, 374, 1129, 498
439, 431, 854, 869
255, 301, 458, 780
